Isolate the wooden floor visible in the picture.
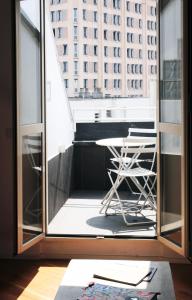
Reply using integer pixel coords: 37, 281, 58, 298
0, 260, 191, 300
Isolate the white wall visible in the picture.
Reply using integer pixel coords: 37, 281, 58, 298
46, 7, 74, 160
70, 96, 156, 124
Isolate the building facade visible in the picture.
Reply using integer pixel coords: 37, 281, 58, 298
49, 0, 157, 98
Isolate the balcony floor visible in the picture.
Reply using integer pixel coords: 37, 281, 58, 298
48, 190, 156, 237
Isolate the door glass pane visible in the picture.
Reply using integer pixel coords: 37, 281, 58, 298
19, 0, 41, 125
22, 133, 43, 244
160, 132, 182, 246
160, 0, 183, 123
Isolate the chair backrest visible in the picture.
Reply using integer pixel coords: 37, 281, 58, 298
120, 139, 156, 170
128, 128, 156, 137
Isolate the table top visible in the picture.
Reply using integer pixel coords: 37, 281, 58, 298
54, 259, 175, 300
96, 136, 156, 147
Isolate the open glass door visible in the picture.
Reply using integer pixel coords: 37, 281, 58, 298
16, 0, 45, 253
157, 0, 188, 256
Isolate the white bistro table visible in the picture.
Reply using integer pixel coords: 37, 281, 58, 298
96, 136, 156, 158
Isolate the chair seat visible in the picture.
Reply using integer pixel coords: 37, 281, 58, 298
111, 157, 143, 163
109, 167, 156, 178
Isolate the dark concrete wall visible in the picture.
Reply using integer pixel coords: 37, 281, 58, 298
71, 121, 155, 191
75, 122, 154, 141
72, 142, 149, 192
0, 0, 16, 257
48, 146, 74, 223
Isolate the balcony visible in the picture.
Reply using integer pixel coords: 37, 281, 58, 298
47, 97, 156, 237
46, 8, 157, 238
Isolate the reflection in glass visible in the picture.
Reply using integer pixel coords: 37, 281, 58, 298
160, 132, 182, 246
19, 0, 41, 125
22, 134, 43, 244
160, 0, 183, 123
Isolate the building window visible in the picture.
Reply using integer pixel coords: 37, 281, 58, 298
114, 79, 117, 88
127, 48, 133, 58
74, 43, 78, 57
84, 61, 88, 72
74, 61, 78, 74
139, 19, 142, 29
83, 44, 88, 55
93, 0, 97, 5
63, 62, 68, 72
127, 33, 133, 43
104, 79, 108, 89
104, 46, 108, 56
126, 1, 130, 11
104, 63, 108, 73
84, 79, 88, 89
83, 9, 86, 21
51, 11, 55, 22
94, 62, 97, 72
127, 17, 134, 27
94, 45, 98, 56
83, 27, 88, 38
74, 79, 78, 92
94, 11, 98, 22
104, 0, 107, 7
104, 30, 108, 40
113, 0, 120, 9
57, 27, 62, 38
94, 28, 98, 39
74, 26, 78, 39
113, 31, 121, 41
94, 79, 97, 89
104, 13, 108, 23
113, 47, 120, 57
113, 15, 120, 25
113, 63, 121, 73
150, 6, 156, 16
114, 63, 117, 73
73, 8, 78, 22
64, 79, 68, 88
63, 44, 67, 55
135, 3, 142, 14
57, 10, 62, 21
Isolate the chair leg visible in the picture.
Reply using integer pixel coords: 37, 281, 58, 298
101, 171, 123, 214
136, 175, 156, 208
103, 174, 156, 227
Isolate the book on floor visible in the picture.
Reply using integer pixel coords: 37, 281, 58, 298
93, 263, 156, 286
78, 283, 160, 300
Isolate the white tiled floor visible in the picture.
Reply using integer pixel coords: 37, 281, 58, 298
48, 191, 156, 237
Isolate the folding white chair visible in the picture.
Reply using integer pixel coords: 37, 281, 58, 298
110, 128, 157, 198
101, 143, 156, 226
